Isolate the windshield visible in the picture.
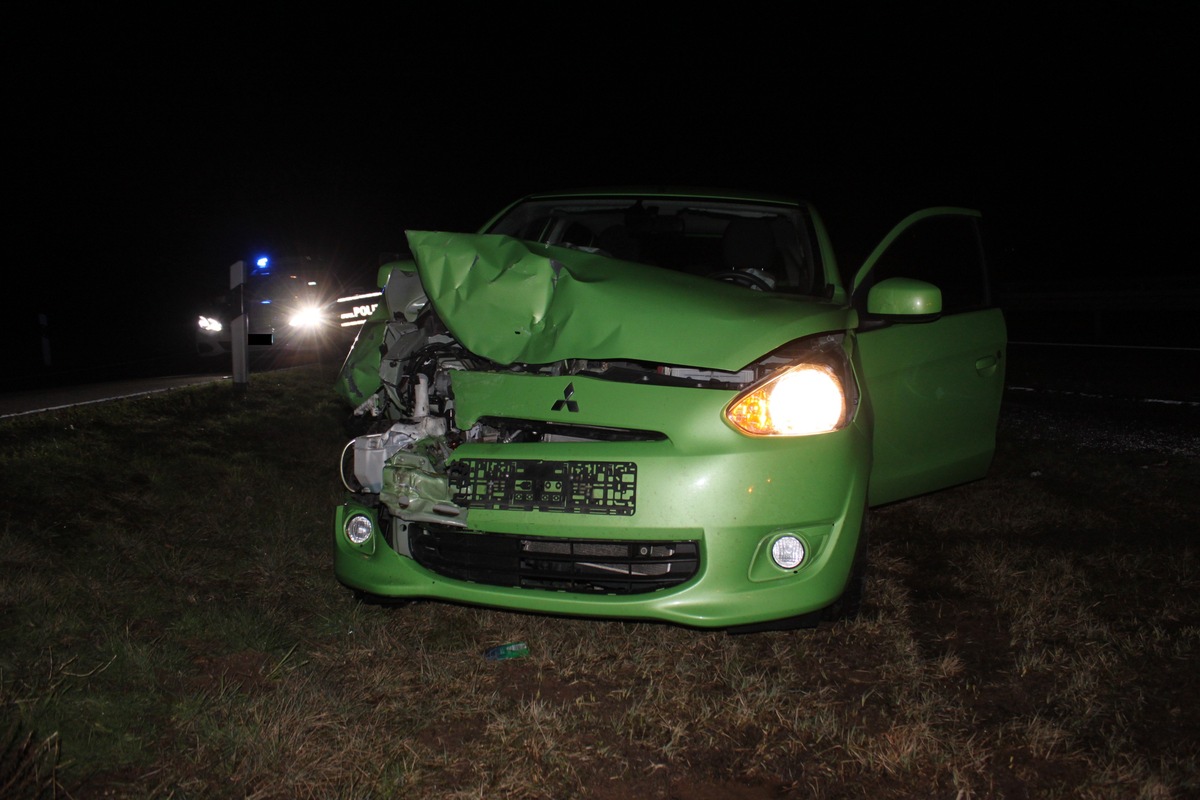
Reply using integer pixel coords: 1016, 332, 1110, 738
485, 196, 821, 295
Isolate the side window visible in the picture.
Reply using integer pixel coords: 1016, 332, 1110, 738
866, 216, 989, 314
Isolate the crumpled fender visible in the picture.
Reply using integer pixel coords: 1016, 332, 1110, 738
406, 231, 851, 371
334, 314, 387, 408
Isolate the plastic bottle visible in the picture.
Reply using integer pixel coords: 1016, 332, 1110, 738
484, 642, 530, 661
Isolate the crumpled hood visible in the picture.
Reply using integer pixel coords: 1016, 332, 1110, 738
407, 230, 851, 372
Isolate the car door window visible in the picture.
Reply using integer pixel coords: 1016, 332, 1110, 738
859, 215, 990, 314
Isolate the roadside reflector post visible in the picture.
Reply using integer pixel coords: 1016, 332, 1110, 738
230, 260, 248, 393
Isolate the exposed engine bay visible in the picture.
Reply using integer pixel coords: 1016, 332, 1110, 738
339, 304, 844, 531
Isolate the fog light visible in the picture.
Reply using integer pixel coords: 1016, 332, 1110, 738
344, 514, 374, 545
771, 535, 805, 569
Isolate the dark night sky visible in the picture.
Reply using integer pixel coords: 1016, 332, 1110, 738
7, 7, 1196, 377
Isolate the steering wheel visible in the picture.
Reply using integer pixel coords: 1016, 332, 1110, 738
708, 270, 774, 292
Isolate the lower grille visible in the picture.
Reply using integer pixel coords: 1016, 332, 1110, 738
408, 524, 699, 594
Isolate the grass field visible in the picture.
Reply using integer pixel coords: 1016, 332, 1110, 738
1, 366, 1197, 799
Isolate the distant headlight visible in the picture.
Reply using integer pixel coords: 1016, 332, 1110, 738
289, 306, 324, 328
198, 315, 223, 333
725, 363, 846, 436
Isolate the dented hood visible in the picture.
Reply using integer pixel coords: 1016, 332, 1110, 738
406, 231, 851, 372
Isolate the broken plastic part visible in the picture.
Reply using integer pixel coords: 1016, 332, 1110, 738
381, 262, 426, 322
352, 420, 450, 494
379, 450, 468, 527
335, 317, 387, 407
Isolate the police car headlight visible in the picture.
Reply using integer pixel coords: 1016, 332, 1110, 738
198, 315, 223, 333
289, 306, 323, 328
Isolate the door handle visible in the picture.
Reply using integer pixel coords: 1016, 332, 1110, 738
975, 353, 999, 376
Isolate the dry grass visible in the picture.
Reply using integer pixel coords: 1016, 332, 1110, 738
0, 368, 1196, 798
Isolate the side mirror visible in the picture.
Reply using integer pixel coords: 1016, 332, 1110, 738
866, 277, 942, 322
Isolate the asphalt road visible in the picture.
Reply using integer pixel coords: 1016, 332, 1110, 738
0, 346, 333, 418
0, 373, 233, 418
1005, 342, 1200, 406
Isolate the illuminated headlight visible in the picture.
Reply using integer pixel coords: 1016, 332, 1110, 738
197, 315, 223, 333
725, 363, 846, 436
771, 535, 806, 569
289, 306, 324, 328
344, 514, 374, 545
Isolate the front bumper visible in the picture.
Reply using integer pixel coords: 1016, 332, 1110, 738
334, 423, 870, 629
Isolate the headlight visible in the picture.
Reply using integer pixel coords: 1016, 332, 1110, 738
725, 363, 846, 436
198, 315, 223, 333
289, 306, 324, 328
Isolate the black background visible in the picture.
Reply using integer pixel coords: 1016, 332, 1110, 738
7, 7, 1196, 380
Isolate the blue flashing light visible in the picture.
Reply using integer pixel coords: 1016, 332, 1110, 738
251, 255, 271, 276
260, 299, 272, 304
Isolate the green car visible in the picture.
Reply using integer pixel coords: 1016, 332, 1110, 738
333, 188, 1005, 631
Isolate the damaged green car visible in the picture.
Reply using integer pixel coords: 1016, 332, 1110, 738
333, 188, 1005, 631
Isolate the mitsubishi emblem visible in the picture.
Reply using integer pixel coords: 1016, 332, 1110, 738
551, 382, 579, 412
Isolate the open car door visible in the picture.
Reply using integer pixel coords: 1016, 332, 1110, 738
850, 208, 1007, 506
